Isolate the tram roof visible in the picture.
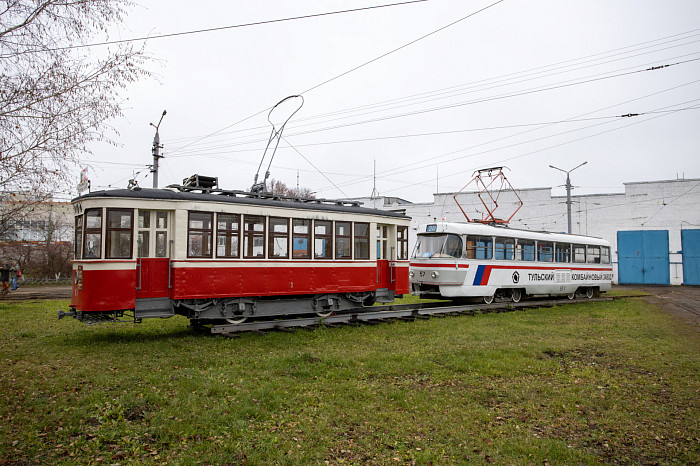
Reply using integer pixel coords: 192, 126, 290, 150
74, 188, 409, 219
417, 221, 610, 246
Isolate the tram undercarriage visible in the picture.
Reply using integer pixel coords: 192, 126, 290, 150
60, 290, 397, 325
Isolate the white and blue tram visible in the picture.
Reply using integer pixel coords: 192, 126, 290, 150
409, 222, 613, 303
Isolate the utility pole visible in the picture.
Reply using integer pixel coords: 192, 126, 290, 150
150, 110, 167, 188
549, 161, 587, 234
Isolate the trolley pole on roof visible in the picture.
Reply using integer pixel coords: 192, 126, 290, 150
150, 110, 167, 189
549, 161, 587, 234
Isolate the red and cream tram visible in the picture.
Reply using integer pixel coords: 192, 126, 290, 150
410, 222, 613, 303
62, 179, 410, 324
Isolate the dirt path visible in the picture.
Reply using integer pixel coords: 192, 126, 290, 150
616, 285, 700, 330
0, 285, 71, 301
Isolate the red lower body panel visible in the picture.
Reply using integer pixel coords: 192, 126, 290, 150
71, 261, 410, 313
71, 267, 136, 312
170, 265, 378, 300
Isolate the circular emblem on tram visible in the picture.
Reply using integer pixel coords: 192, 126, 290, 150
512, 271, 520, 284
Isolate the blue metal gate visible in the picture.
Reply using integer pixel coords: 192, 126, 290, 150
617, 230, 670, 285
681, 229, 700, 285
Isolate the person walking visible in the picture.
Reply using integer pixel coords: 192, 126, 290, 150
0, 262, 9, 295
10, 261, 20, 291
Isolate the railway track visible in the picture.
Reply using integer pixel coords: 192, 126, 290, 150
658, 290, 700, 317
207, 296, 615, 336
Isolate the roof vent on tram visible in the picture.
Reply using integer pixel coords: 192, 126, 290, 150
182, 174, 218, 191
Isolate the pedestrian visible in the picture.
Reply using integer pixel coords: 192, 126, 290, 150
10, 261, 20, 291
0, 262, 9, 295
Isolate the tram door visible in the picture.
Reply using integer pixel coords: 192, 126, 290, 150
135, 210, 171, 302
376, 224, 394, 290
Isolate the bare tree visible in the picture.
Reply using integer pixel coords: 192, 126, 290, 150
0, 0, 150, 236
269, 178, 316, 199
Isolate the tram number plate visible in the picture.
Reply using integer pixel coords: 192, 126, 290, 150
419, 271, 426, 277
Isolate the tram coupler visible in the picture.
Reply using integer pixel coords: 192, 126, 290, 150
58, 308, 77, 320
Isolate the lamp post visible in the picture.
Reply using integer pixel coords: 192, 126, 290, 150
549, 161, 587, 234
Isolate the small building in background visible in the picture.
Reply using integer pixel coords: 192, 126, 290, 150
0, 193, 73, 279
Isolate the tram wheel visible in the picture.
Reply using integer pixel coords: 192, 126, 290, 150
511, 288, 522, 303
316, 310, 333, 318
483, 295, 494, 304
226, 315, 247, 325
585, 287, 594, 299
567, 292, 576, 300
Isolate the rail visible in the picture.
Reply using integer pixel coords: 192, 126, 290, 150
208, 296, 614, 336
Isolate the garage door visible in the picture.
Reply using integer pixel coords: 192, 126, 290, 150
682, 229, 700, 285
617, 230, 670, 285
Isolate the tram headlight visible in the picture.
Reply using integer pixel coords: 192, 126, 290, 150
409, 271, 414, 278
431, 271, 439, 279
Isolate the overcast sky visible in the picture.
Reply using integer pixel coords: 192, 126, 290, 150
78, 0, 700, 203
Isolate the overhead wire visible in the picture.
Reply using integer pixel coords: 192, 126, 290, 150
166, 0, 505, 158
376, 101, 700, 197
313, 88, 700, 195
163, 102, 698, 159
165, 53, 700, 158
2, 0, 430, 57
163, 28, 700, 154
299, 0, 504, 95
280, 137, 349, 197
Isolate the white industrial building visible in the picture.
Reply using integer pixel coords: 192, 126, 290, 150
351, 177, 700, 286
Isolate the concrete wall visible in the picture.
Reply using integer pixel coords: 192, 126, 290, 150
351, 178, 700, 285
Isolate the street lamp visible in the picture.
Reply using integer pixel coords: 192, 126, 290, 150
549, 161, 587, 234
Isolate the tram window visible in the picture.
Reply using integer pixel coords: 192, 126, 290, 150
137, 231, 149, 258
516, 239, 535, 261
587, 245, 601, 263
573, 245, 586, 263
269, 217, 289, 259
155, 212, 168, 258
106, 209, 133, 259
537, 241, 554, 262
377, 225, 388, 260
445, 235, 463, 258
74, 215, 83, 260
137, 210, 151, 258
188, 212, 213, 258
155, 232, 167, 258
467, 236, 493, 260
217, 213, 240, 258
314, 220, 332, 259
413, 234, 462, 259
601, 246, 611, 264
354, 222, 370, 260
335, 221, 352, 259
495, 237, 515, 260
397, 226, 409, 260
243, 215, 265, 258
83, 209, 102, 259
138, 210, 150, 229
156, 211, 167, 229
292, 219, 311, 259
555, 243, 571, 263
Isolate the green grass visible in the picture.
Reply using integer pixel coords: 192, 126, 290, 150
1, 297, 698, 464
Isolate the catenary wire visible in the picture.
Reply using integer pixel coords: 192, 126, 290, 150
166, 52, 700, 156
166, 0, 504, 157
162, 28, 700, 150
0, 0, 430, 57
